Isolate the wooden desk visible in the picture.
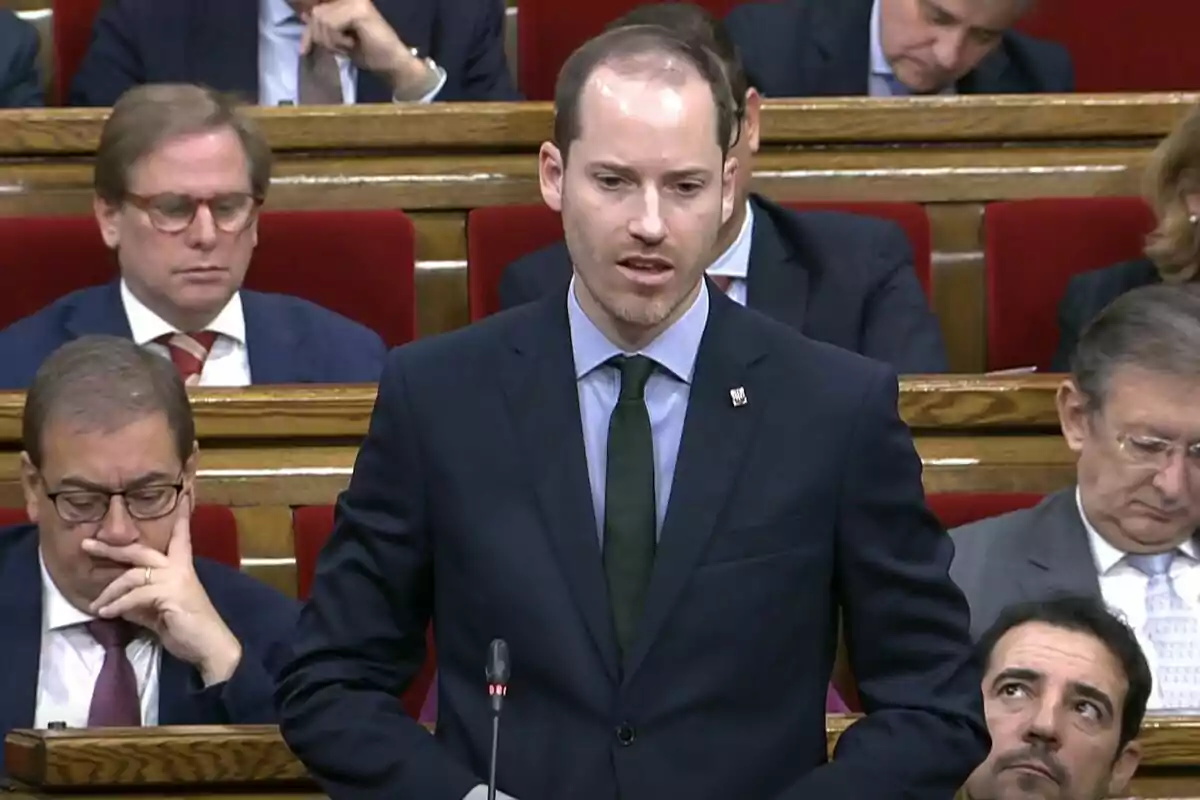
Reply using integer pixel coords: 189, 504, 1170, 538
0, 375, 1070, 596
0, 94, 1194, 370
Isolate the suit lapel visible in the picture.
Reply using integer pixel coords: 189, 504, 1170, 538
242, 292, 304, 384
806, 0, 873, 96
357, 0, 435, 102
0, 529, 45, 747
745, 197, 808, 334
188, 0, 260, 103
956, 45, 1012, 94
623, 290, 768, 681
499, 294, 620, 682
1016, 489, 1103, 602
63, 282, 134, 340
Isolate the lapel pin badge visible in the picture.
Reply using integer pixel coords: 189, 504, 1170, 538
729, 386, 748, 407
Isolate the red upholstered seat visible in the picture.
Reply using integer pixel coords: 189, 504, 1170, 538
927, 492, 1044, 530
292, 505, 436, 720
1017, 0, 1200, 92
51, 0, 104, 104
984, 197, 1155, 372
517, 0, 744, 100
0, 504, 240, 567
0, 211, 416, 345
467, 201, 933, 322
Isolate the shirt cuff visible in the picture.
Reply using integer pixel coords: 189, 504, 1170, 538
393, 65, 448, 105
463, 786, 519, 800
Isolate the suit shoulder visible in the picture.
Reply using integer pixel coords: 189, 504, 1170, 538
0, 286, 101, 339
194, 558, 299, 622
726, 0, 806, 31
0, 524, 37, 566
0, 9, 36, 44
1065, 257, 1158, 294
388, 298, 543, 376
242, 291, 384, 347
1001, 30, 1075, 91
505, 241, 571, 276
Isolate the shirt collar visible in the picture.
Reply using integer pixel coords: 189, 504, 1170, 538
263, 0, 302, 27
869, 0, 892, 77
707, 200, 754, 281
39, 547, 95, 632
120, 280, 246, 347
1077, 486, 1198, 575
567, 275, 709, 385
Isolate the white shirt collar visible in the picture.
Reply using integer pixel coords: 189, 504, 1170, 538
39, 548, 95, 633
869, 0, 892, 77
706, 200, 754, 281
1077, 485, 1198, 575
120, 280, 246, 347
263, 0, 301, 28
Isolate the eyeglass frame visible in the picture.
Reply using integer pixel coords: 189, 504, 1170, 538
41, 472, 188, 524
122, 192, 264, 234
1113, 431, 1200, 472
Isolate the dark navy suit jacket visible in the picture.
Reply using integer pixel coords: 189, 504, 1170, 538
500, 194, 949, 374
0, 523, 300, 776
0, 283, 386, 389
0, 10, 42, 107
1051, 257, 1159, 371
69, 0, 519, 107
726, 0, 1074, 97
276, 286, 987, 799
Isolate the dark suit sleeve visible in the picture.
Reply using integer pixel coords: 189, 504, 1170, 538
67, 0, 142, 107
776, 368, 989, 799
496, 256, 553, 310
858, 224, 949, 373
192, 638, 294, 723
276, 353, 479, 800
448, 0, 520, 101
0, 12, 43, 108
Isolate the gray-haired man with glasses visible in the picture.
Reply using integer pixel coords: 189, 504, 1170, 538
0, 83, 386, 390
0, 335, 298, 777
952, 283, 1200, 714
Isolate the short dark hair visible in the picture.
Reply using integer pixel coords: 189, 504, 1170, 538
1070, 283, 1200, 408
976, 595, 1151, 754
23, 336, 195, 469
604, 2, 748, 122
552, 24, 738, 163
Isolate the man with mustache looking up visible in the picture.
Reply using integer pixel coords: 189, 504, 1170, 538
964, 595, 1149, 800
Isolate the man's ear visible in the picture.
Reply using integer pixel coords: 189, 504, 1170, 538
1106, 739, 1141, 797
539, 141, 566, 213
18, 452, 39, 524
1056, 378, 1091, 455
721, 155, 739, 226
744, 88, 763, 153
93, 194, 122, 250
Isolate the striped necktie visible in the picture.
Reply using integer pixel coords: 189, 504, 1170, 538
298, 46, 344, 105
157, 331, 218, 386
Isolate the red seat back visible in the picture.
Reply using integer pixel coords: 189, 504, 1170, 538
0, 504, 240, 567
467, 201, 933, 322
1017, 0, 1200, 92
517, 0, 745, 101
0, 211, 417, 345
927, 492, 1044, 530
51, 0, 104, 104
292, 506, 436, 720
984, 197, 1156, 372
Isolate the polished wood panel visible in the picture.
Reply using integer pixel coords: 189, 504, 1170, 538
0, 97, 1192, 370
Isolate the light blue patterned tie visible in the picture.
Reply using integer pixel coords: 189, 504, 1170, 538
880, 73, 911, 97
1126, 550, 1200, 710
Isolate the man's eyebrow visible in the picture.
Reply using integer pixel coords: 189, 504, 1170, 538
1068, 680, 1115, 718
990, 667, 1043, 690
54, 471, 177, 492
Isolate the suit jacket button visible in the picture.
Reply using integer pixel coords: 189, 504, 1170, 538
615, 723, 636, 746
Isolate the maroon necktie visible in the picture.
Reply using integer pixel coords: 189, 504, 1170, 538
86, 619, 142, 727
156, 331, 218, 386
709, 274, 733, 294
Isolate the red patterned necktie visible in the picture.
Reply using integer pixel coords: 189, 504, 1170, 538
85, 619, 141, 727
157, 331, 218, 386
709, 274, 733, 294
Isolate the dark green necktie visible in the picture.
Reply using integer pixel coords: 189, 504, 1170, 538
603, 355, 657, 657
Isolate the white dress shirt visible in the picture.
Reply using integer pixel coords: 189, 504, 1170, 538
120, 280, 252, 387
1079, 488, 1200, 712
706, 199, 754, 305
867, 0, 956, 98
34, 549, 160, 728
258, 0, 446, 106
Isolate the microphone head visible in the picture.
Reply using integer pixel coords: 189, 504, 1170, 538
485, 638, 510, 686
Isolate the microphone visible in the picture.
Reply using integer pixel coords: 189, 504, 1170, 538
485, 638, 510, 800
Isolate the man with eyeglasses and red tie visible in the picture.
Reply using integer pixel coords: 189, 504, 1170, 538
952, 283, 1200, 713
0, 83, 385, 389
0, 335, 298, 777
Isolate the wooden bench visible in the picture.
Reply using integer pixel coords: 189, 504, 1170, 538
0, 374, 1071, 597
5, 715, 1198, 798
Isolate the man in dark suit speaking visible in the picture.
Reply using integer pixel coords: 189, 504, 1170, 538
500, 3, 948, 375
277, 23, 988, 800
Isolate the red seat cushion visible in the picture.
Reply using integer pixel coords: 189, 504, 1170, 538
517, 0, 745, 101
0, 211, 417, 345
293, 505, 436, 720
927, 492, 1044, 530
0, 503, 240, 566
467, 201, 933, 322
52, 0, 104, 104
984, 197, 1156, 372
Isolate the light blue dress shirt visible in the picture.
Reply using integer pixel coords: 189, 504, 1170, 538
706, 199, 754, 306
258, 0, 446, 106
568, 277, 709, 541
